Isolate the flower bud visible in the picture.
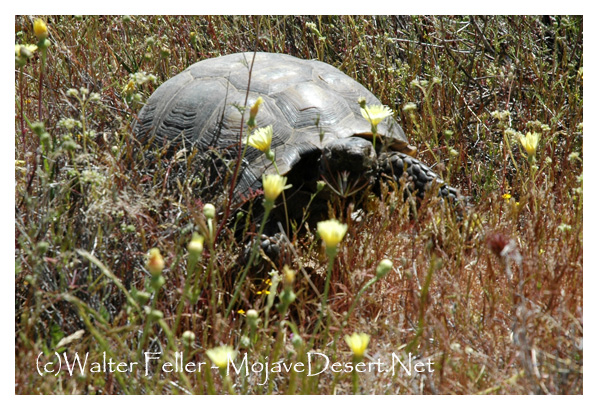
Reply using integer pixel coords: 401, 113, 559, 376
240, 335, 251, 348
376, 259, 393, 278
33, 19, 48, 41
149, 274, 165, 291
282, 265, 296, 288
249, 96, 263, 119
187, 232, 205, 257
146, 308, 163, 321
203, 203, 216, 220
182, 330, 195, 347
36, 241, 49, 255
133, 290, 151, 305
146, 248, 165, 277
291, 333, 303, 348
246, 309, 259, 330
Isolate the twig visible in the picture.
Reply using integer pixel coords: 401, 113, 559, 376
215, 49, 258, 241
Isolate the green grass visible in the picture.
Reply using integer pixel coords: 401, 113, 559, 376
15, 15, 582, 394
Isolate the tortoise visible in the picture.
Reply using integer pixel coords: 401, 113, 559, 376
134, 52, 460, 242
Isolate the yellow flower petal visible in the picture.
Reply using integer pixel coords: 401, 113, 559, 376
206, 345, 236, 369
317, 219, 348, 249
519, 131, 540, 157
262, 174, 288, 202
33, 19, 48, 41
344, 332, 370, 358
249, 96, 264, 119
360, 104, 393, 127
247, 125, 273, 152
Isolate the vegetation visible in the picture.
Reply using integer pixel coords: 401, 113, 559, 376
15, 15, 582, 394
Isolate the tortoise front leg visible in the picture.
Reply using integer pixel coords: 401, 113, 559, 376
378, 152, 461, 202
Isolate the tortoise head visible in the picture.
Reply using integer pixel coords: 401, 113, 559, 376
351, 116, 418, 158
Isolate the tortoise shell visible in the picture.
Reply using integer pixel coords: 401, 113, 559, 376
134, 52, 415, 198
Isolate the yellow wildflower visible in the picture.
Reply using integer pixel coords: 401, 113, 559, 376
33, 18, 48, 41
247, 125, 273, 153
344, 332, 370, 359
15, 44, 37, 66
122, 79, 136, 96
360, 104, 393, 127
262, 174, 289, 204
520, 131, 540, 157
15, 44, 37, 57
317, 219, 348, 250
206, 345, 236, 370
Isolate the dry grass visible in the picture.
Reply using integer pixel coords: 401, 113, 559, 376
15, 15, 582, 394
